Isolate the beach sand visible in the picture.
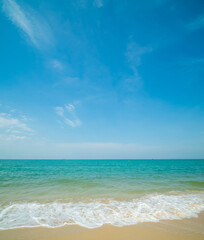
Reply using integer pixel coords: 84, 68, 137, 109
1, 213, 203, 240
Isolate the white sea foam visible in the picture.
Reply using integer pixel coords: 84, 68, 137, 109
0, 193, 204, 229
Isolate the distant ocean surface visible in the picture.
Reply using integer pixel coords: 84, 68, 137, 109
0, 159, 204, 229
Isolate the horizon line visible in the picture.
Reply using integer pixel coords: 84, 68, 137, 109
0, 158, 204, 160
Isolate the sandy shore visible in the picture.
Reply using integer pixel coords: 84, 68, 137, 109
1, 213, 204, 240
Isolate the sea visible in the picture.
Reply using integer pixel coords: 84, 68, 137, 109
0, 159, 204, 229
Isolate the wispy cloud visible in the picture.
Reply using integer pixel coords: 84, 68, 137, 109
55, 107, 64, 117
0, 109, 34, 141
51, 59, 64, 71
124, 41, 152, 91
49, 58, 81, 88
0, 113, 33, 132
55, 103, 82, 128
2, 0, 53, 48
126, 42, 152, 66
187, 15, 204, 31
6, 134, 28, 140
124, 69, 142, 92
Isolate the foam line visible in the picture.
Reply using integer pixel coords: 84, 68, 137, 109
0, 193, 204, 229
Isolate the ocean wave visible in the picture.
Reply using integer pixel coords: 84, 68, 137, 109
0, 193, 204, 230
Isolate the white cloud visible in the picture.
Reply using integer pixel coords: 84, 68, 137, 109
5, 129, 21, 134
55, 103, 81, 128
0, 113, 8, 117
2, 0, 53, 48
55, 107, 64, 117
6, 134, 28, 141
65, 104, 75, 112
0, 115, 33, 132
93, 0, 104, 8
64, 118, 80, 128
0, 108, 34, 141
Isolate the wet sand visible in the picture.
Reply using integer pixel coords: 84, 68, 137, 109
1, 213, 204, 240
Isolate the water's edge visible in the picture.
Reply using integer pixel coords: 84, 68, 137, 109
0, 193, 203, 229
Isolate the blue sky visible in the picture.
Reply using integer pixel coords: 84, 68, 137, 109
0, 0, 204, 159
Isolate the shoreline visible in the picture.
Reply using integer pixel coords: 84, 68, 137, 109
1, 213, 203, 240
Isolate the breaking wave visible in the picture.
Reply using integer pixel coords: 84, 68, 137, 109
0, 193, 204, 229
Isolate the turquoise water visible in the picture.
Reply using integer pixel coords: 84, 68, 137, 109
0, 160, 204, 229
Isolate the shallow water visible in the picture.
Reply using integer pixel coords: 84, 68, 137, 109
0, 159, 204, 229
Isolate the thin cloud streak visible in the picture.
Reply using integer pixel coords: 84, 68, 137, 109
2, 0, 53, 48
55, 103, 82, 128
124, 42, 152, 91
